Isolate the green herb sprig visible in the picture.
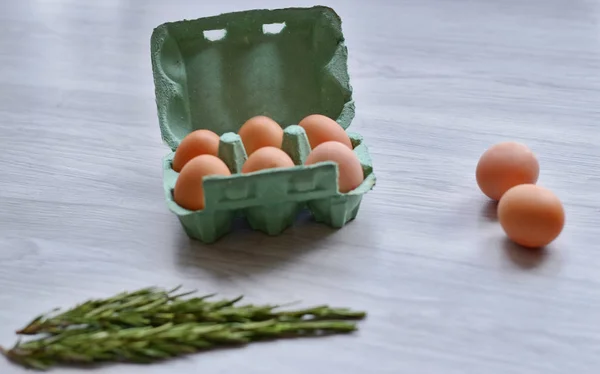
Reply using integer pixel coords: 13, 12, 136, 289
1, 286, 367, 371
15, 286, 365, 335
3, 320, 359, 370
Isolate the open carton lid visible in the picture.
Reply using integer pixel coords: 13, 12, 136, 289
150, 6, 355, 151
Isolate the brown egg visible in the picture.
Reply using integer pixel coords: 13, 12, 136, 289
298, 114, 352, 150
305, 141, 364, 193
241, 146, 295, 173
498, 184, 565, 248
173, 155, 231, 211
476, 141, 539, 201
172, 130, 221, 172
238, 116, 284, 156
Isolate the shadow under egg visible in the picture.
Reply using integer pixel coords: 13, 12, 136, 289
502, 237, 548, 269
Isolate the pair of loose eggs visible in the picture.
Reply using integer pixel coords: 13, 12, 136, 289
172, 114, 363, 211
476, 141, 565, 249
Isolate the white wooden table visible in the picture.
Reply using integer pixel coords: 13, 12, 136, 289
1, 0, 599, 373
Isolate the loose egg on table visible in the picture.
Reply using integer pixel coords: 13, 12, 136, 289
173, 155, 231, 211
476, 141, 539, 201
305, 141, 364, 193
298, 114, 353, 150
241, 146, 295, 173
172, 129, 221, 172
498, 184, 565, 248
238, 116, 284, 156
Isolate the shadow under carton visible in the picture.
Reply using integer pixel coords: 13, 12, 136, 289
152, 6, 376, 244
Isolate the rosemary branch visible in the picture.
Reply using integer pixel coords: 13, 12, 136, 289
2, 286, 367, 371
16, 286, 366, 335
3, 320, 359, 370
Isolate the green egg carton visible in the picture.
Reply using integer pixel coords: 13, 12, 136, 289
151, 6, 376, 243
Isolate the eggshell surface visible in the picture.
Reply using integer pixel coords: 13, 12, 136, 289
241, 147, 295, 173
498, 184, 565, 248
305, 141, 364, 193
476, 141, 539, 201
238, 116, 284, 156
298, 114, 352, 150
172, 130, 221, 172
174, 155, 231, 211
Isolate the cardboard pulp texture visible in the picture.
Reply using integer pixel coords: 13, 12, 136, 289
151, 6, 376, 243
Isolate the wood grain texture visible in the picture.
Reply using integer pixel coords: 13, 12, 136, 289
1, 0, 600, 372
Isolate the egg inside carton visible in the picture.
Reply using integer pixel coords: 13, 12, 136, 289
163, 125, 374, 243
152, 6, 376, 243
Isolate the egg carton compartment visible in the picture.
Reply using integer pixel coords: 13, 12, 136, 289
163, 128, 376, 243
151, 6, 377, 243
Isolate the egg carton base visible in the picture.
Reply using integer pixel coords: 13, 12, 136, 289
308, 194, 363, 228
178, 201, 364, 244
245, 202, 303, 236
